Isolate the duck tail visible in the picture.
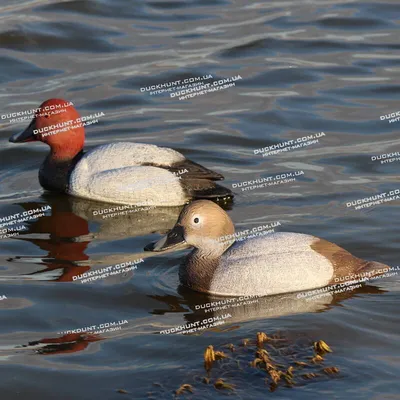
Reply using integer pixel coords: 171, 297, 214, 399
359, 261, 392, 279
183, 180, 234, 200
193, 183, 234, 200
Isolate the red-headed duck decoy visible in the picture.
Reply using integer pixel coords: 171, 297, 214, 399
9, 99, 233, 206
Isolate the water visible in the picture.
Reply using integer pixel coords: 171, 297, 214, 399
0, 0, 399, 399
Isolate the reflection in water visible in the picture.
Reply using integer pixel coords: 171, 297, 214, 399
5, 194, 233, 282
3, 284, 385, 360
20, 333, 103, 356
148, 284, 386, 332
5, 194, 181, 282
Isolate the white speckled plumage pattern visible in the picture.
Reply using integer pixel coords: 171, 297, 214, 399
69, 142, 188, 205
208, 232, 334, 296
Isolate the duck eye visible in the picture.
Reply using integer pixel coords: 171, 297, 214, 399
194, 217, 199, 224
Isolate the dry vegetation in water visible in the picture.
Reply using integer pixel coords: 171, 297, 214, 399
195, 335, 339, 393
142, 331, 340, 399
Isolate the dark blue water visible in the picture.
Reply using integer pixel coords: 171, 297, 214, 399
0, 0, 399, 399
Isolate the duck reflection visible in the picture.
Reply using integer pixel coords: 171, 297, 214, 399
148, 284, 386, 332
6, 194, 232, 282
6, 195, 92, 282
18, 332, 103, 356
9, 285, 386, 357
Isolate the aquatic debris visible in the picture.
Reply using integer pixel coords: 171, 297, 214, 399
313, 340, 332, 355
204, 345, 215, 372
175, 384, 193, 396
250, 358, 264, 368
214, 351, 228, 360
323, 366, 340, 375
203, 346, 228, 375
226, 343, 235, 352
256, 331, 269, 347
302, 373, 320, 379
251, 348, 273, 369
152, 332, 339, 396
256, 348, 271, 363
267, 369, 282, 385
214, 378, 236, 391
286, 366, 294, 378
265, 362, 277, 371
282, 372, 295, 386
294, 361, 308, 367
311, 354, 324, 363
116, 389, 129, 394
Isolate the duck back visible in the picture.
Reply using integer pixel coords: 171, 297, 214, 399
195, 233, 335, 296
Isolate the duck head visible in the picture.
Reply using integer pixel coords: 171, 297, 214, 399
9, 99, 85, 161
148, 200, 235, 256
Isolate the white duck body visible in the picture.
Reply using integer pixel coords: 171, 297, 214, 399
204, 233, 333, 296
69, 142, 227, 206
182, 231, 387, 297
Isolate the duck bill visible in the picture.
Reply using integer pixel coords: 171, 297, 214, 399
9, 119, 37, 143
145, 225, 186, 252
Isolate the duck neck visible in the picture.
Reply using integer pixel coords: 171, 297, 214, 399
179, 248, 220, 293
39, 145, 84, 193
198, 239, 234, 258
190, 236, 234, 259
49, 141, 83, 163
179, 240, 235, 293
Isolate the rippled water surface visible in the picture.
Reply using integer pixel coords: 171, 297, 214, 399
0, 0, 399, 399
